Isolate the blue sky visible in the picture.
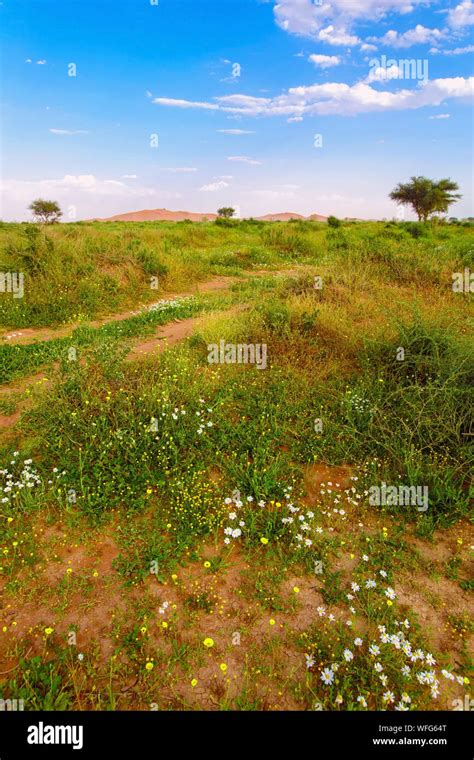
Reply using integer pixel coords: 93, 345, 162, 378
1, 0, 473, 220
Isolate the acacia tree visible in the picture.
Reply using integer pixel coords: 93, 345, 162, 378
29, 199, 63, 224
217, 207, 235, 219
389, 177, 461, 222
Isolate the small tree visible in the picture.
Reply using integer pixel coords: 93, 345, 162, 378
29, 199, 62, 224
327, 215, 341, 228
217, 207, 235, 219
389, 177, 461, 222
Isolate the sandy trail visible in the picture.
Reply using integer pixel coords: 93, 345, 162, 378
0, 268, 304, 430
0, 272, 275, 347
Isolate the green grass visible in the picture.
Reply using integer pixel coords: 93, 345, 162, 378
0, 218, 472, 712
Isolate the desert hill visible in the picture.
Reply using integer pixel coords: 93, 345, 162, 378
90, 208, 329, 223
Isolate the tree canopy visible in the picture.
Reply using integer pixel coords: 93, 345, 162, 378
29, 199, 63, 224
389, 177, 461, 222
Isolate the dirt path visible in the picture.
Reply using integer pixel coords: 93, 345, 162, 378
0, 268, 304, 431
0, 271, 279, 347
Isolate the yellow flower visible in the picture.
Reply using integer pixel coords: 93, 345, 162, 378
386, 600, 393, 606
44, 627, 54, 636
140, 626, 147, 635
260, 537, 269, 545
293, 586, 300, 594
162, 621, 168, 629
146, 488, 152, 495
92, 571, 98, 577
191, 678, 198, 687
203, 561, 211, 568
7, 517, 13, 523
145, 662, 154, 671
219, 663, 227, 673
66, 568, 73, 574
203, 637, 214, 648
269, 619, 276, 626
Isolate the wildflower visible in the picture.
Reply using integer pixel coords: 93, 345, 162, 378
369, 644, 380, 656
354, 638, 363, 647
145, 662, 154, 672
44, 627, 54, 636
269, 619, 276, 626
320, 668, 334, 686
305, 654, 315, 669
401, 665, 411, 678
351, 582, 360, 592
374, 662, 383, 673
293, 586, 300, 594
357, 696, 367, 708
317, 606, 327, 617
441, 669, 455, 681
335, 694, 343, 705
343, 649, 354, 662
384, 587, 396, 600
260, 537, 269, 545
220, 663, 228, 673
362, 554, 369, 562
191, 679, 198, 687
204, 561, 211, 568
379, 570, 387, 578
77, 653, 84, 662
161, 621, 168, 629
203, 637, 214, 648
365, 579, 376, 589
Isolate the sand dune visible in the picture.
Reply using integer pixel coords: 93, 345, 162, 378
90, 208, 329, 222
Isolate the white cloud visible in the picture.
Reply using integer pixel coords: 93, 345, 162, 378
0, 175, 160, 200
227, 155, 262, 165
122, 174, 138, 179
318, 25, 360, 46
49, 128, 89, 135
360, 43, 378, 52
365, 64, 403, 83
25, 58, 32, 63
158, 167, 198, 173
372, 25, 444, 48
154, 76, 473, 118
273, 0, 426, 43
217, 128, 255, 134
432, 44, 474, 54
429, 113, 450, 119
152, 97, 219, 110
287, 116, 304, 122
199, 180, 230, 192
36, 60, 47, 65
309, 53, 341, 68
448, 0, 474, 28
